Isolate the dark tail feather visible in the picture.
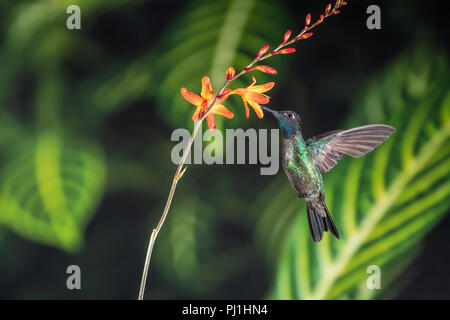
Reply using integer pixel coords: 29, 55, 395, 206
306, 196, 340, 242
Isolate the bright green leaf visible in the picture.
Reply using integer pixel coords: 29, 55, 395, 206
0, 133, 106, 252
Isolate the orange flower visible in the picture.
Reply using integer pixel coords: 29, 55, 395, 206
232, 76, 274, 119
181, 76, 233, 131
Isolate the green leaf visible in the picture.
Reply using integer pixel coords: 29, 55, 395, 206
261, 46, 450, 299
0, 133, 106, 252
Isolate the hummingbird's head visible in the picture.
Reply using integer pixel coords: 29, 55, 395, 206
262, 107, 302, 138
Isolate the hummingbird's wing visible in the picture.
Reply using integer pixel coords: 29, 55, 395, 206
306, 124, 395, 173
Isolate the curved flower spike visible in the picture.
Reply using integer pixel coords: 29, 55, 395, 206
181, 76, 233, 132
232, 76, 275, 119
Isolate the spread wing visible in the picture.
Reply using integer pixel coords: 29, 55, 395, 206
307, 124, 396, 173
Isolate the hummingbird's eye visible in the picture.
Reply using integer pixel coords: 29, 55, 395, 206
288, 113, 293, 118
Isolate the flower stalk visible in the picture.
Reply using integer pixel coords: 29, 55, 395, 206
138, 0, 347, 300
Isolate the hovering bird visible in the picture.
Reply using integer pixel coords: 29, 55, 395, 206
262, 106, 395, 242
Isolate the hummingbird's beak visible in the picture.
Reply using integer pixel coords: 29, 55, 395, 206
262, 106, 279, 118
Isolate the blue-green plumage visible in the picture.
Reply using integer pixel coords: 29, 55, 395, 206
262, 106, 396, 242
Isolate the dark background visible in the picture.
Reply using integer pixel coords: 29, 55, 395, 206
0, 0, 448, 299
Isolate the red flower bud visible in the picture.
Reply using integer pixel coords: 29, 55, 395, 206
333, 10, 340, 15
305, 13, 311, 27
296, 32, 313, 40
255, 65, 278, 74
317, 14, 324, 24
282, 30, 292, 44
257, 44, 270, 58
226, 67, 235, 80
246, 65, 278, 74
277, 48, 296, 55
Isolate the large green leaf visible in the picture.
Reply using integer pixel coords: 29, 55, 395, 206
0, 133, 105, 252
256, 47, 450, 299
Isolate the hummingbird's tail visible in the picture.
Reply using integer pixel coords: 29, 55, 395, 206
306, 194, 340, 242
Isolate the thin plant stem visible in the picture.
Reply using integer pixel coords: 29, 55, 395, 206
138, 120, 202, 300
138, 0, 346, 300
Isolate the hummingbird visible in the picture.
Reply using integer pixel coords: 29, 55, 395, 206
262, 106, 395, 242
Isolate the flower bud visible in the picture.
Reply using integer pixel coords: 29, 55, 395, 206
277, 48, 296, 54
282, 30, 291, 44
257, 44, 270, 58
226, 67, 235, 80
254, 65, 278, 74
305, 13, 311, 27
296, 32, 313, 40
317, 14, 324, 24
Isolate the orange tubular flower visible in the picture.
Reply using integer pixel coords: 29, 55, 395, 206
232, 76, 274, 119
181, 76, 233, 132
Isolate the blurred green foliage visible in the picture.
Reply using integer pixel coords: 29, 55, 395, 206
0, 0, 290, 252
150, 0, 289, 129
0, 0, 448, 299
259, 48, 450, 299
0, 134, 105, 251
